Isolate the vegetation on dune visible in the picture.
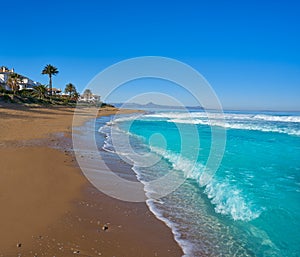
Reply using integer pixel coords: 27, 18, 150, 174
0, 65, 110, 107
64, 83, 78, 98
0, 90, 76, 106
7, 73, 23, 95
32, 84, 48, 99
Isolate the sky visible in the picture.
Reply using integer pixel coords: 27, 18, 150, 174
1, 0, 300, 110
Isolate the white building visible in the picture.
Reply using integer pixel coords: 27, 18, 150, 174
79, 94, 101, 103
0, 67, 14, 90
18, 77, 40, 90
0, 66, 40, 91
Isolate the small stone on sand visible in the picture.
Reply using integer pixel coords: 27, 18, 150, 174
102, 224, 108, 231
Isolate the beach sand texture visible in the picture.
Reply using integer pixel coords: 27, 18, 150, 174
0, 103, 183, 256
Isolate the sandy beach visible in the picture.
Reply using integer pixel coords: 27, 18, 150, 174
0, 103, 183, 257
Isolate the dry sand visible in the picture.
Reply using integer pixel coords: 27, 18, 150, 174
0, 103, 183, 256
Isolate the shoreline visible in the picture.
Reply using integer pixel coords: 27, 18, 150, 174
98, 115, 191, 256
0, 104, 183, 256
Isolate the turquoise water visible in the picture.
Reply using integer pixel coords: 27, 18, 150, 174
100, 110, 300, 256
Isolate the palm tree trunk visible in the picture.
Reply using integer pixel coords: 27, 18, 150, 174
49, 74, 52, 96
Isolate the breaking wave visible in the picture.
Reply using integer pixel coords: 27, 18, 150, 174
150, 146, 262, 221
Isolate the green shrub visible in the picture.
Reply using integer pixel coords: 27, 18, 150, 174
0, 94, 13, 103
0, 87, 11, 94
19, 89, 34, 97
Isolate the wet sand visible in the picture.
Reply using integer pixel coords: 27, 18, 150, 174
0, 103, 183, 256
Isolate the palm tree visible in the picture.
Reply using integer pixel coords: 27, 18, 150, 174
33, 84, 48, 99
73, 91, 80, 101
41, 64, 58, 96
7, 73, 22, 94
83, 89, 92, 99
64, 83, 77, 97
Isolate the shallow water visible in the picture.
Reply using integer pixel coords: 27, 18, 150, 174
98, 110, 300, 256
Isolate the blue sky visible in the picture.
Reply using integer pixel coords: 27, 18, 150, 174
1, 0, 299, 110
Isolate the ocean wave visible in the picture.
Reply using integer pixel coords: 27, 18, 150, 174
145, 112, 300, 123
99, 126, 116, 153
204, 180, 262, 221
142, 112, 300, 136
108, 114, 144, 124
150, 147, 262, 221
109, 112, 300, 136
167, 118, 300, 136
252, 114, 300, 123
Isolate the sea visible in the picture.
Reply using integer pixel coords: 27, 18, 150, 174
97, 108, 300, 257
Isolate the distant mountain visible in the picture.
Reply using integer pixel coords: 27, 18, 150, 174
111, 102, 204, 110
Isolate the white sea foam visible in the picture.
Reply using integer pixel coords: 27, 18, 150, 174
146, 198, 194, 257
145, 112, 300, 123
204, 180, 262, 221
252, 114, 300, 123
109, 111, 300, 136
143, 112, 300, 136
167, 118, 300, 136
150, 147, 262, 221
109, 114, 143, 124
